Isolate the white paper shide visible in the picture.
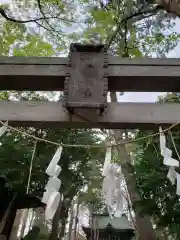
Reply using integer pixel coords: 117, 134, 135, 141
159, 127, 180, 196
102, 147, 125, 217
0, 121, 8, 138
42, 146, 63, 220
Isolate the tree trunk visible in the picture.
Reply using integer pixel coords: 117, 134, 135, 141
29, 209, 35, 231
10, 210, 22, 240
117, 144, 156, 240
68, 202, 74, 240
18, 209, 28, 239
156, 0, 180, 17
58, 209, 68, 240
49, 200, 62, 240
88, 204, 94, 240
110, 92, 156, 240
73, 199, 79, 240
34, 207, 48, 235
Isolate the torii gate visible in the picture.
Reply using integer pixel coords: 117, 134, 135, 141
0, 43, 180, 239
0, 43, 180, 129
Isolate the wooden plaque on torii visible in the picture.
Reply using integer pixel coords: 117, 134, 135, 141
63, 43, 108, 111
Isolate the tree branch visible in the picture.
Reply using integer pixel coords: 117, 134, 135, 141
122, 20, 129, 57
34, 20, 56, 35
0, 8, 53, 23
106, 5, 162, 49
0, 7, 62, 38
37, 0, 46, 20
36, 0, 57, 34
0, 8, 85, 25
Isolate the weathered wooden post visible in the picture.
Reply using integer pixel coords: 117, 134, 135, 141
63, 43, 108, 113
0, 177, 44, 240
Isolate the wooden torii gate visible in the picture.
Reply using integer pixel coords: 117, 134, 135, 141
0, 43, 180, 240
0, 44, 180, 129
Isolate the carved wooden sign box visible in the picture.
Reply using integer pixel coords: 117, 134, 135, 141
63, 43, 108, 110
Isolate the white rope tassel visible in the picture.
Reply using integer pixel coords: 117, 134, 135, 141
159, 127, 166, 156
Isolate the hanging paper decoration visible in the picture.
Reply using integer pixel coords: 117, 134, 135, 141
159, 127, 166, 155
167, 167, 176, 185
42, 146, 63, 220
159, 127, 180, 196
45, 146, 63, 177
163, 147, 179, 167
45, 176, 62, 190
45, 191, 61, 220
42, 177, 62, 204
163, 147, 172, 159
102, 165, 124, 217
164, 156, 179, 167
102, 147, 125, 218
0, 121, 8, 138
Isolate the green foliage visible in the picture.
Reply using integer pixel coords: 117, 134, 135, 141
13, 35, 55, 56
134, 93, 180, 238
0, 0, 180, 237
0, 127, 104, 198
0, 21, 26, 55
39, 232, 49, 240
23, 226, 40, 240
0, 92, 104, 203
1, 0, 180, 58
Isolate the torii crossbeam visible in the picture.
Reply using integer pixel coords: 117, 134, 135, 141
0, 56, 180, 92
0, 101, 180, 129
0, 44, 180, 130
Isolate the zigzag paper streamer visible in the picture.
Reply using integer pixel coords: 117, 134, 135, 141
159, 126, 180, 196
163, 147, 179, 167
159, 128, 179, 167
164, 157, 179, 167
0, 122, 8, 138
45, 177, 61, 191
167, 167, 176, 185
45, 192, 60, 220
42, 146, 63, 220
46, 146, 63, 177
